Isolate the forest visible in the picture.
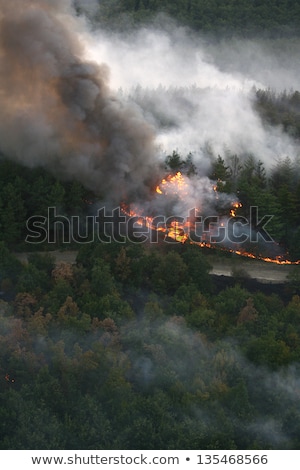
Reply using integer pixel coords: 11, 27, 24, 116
1, 228, 300, 449
1, 0, 300, 451
2, 88, 300, 259
1, 102, 300, 448
92, 0, 300, 37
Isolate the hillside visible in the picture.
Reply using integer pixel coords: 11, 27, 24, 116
1, 0, 300, 451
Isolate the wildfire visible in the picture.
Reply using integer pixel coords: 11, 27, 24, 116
230, 201, 242, 217
121, 172, 300, 265
227, 250, 300, 265
185, 239, 300, 265
155, 172, 189, 197
167, 220, 189, 243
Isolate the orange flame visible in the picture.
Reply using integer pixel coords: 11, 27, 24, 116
121, 175, 300, 265
230, 201, 242, 217
155, 172, 189, 197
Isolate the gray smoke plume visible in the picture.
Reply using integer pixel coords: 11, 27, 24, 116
0, 0, 159, 202
1, 2, 299, 216
84, 24, 300, 170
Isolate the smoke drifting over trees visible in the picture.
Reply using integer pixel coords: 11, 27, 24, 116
1, 1, 300, 452
1, 241, 300, 449
0, 0, 158, 202
84, 25, 300, 171
0, 0, 299, 211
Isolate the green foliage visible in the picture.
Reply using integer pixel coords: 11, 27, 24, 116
95, 0, 300, 37
0, 159, 91, 248
181, 244, 212, 292
210, 155, 232, 192
0, 242, 22, 284
165, 151, 197, 175
16, 264, 50, 296
255, 90, 300, 139
1, 64, 300, 450
27, 253, 56, 275
214, 285, 250, 326
208, 131, 300, 255
91, 259, 116, 297
151, 251, 188, 294
1, 238, 300, 450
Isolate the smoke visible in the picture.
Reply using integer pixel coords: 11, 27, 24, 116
73, 0, 99, 16
0, 0, 159, 202
243, 363, 300, 448
122, 313, 300, 448
0, 3, 299, 212
84, 25, 300, 172
206, 37, 300, 93
4, 294, 300, 448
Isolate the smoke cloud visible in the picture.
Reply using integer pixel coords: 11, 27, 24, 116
122, 313, 300, 449
0, 0, 159, 202
0, 2, 299, 211
84, 25, 300, 171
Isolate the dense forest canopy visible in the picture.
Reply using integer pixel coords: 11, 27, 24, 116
90, 0, 300, 37
1, 0, 300, 451
1, 237, 300, 449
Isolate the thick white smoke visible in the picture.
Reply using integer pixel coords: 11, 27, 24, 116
83, 25, 300, 171
0, 1, 299, 211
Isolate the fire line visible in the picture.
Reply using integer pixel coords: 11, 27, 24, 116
121, 172, 300, 265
